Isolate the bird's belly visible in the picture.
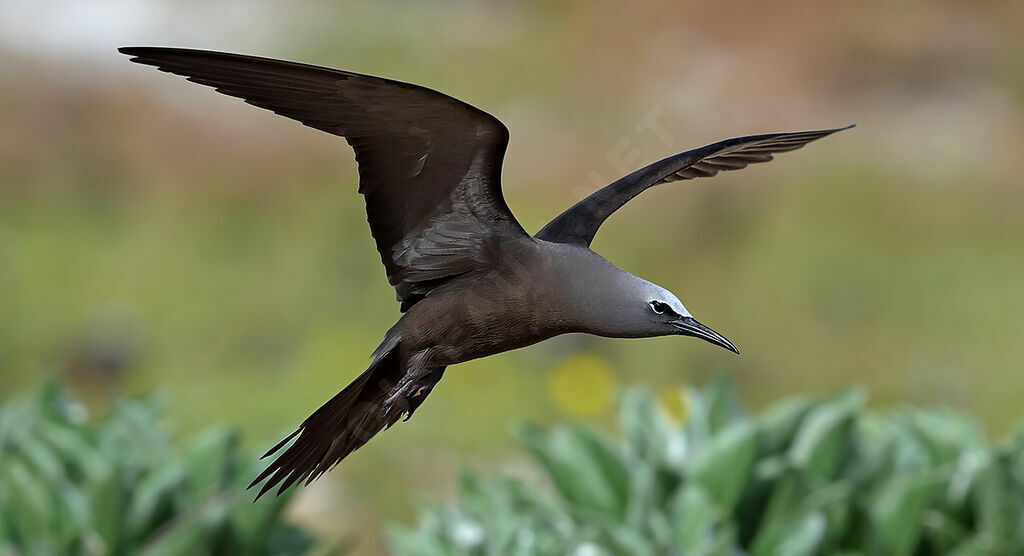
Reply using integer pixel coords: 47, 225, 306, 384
399, 294, 565, 367
396, 264, 574, 367
427, 317, 559, 366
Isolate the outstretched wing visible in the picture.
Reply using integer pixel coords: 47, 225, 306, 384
535, 126, 853, 246
121, 47, 526, 310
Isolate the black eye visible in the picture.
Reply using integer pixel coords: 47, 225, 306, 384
650, 301, 671, 315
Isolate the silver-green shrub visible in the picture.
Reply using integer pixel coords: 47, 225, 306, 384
390, 377, 1023, 555
0, 383, 314, 555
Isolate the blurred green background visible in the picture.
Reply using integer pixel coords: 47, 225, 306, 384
1, 0, 1022, 552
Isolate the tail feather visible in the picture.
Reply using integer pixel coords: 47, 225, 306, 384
249, 344, 406, 500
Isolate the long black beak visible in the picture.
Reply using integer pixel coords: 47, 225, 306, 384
673, 316, 739, 354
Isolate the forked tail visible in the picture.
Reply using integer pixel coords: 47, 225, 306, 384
249, 342, 442, 499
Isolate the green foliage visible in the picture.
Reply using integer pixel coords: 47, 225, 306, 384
0, 383, 315, 556
390, 377, 1024, 555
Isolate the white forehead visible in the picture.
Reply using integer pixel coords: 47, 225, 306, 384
638, 279, 691, 317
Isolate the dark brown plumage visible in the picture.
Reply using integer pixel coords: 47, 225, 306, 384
119, 47, 851, 499
120, 47, 522, 311
535, 127, 852, 246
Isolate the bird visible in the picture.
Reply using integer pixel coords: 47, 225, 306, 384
119, 46, 852, 499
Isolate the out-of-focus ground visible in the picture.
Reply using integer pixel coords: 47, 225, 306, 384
2, 0, 1022, 552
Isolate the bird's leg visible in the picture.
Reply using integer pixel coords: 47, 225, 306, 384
403, 366, 445, 421
382, 356, 445, 421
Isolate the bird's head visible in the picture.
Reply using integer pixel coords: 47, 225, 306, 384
558, 248, 738, 353
616, 279, 739, 354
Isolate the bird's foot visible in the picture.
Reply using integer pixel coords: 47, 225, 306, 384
402, 380, 436, 421
382, 367, 445, 422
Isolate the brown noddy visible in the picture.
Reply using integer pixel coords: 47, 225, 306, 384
118, 47, 852, 498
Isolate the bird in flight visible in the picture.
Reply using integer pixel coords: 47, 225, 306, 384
119, 47, 851, 499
